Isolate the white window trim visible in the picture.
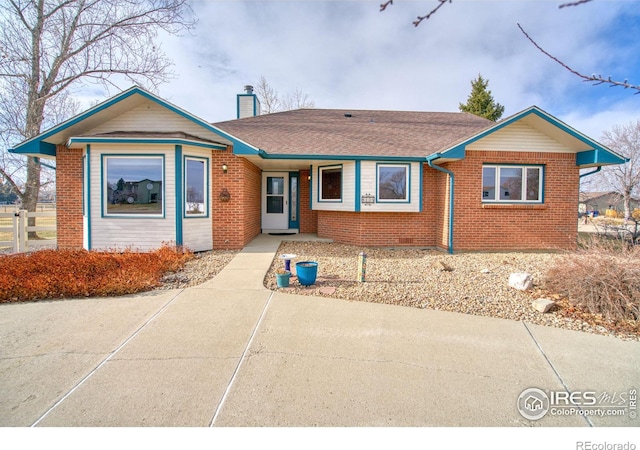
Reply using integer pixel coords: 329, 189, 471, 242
376, 163, 410, 203
482, 164, 543, 203
318, 164, 343, 202
103, 155, 165, 217
184, 156, 208, 217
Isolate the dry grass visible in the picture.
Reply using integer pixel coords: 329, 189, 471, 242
545, 237, 640, 321
0, 245, 193, 302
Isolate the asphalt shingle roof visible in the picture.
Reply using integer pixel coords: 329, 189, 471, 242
214, 109, 494, 158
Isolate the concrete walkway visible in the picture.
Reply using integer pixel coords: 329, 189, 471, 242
0, 234, 638, 427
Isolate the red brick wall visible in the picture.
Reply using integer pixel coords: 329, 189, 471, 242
211, 148, 261, 249
56, 146, 84, 249
450, 151, 579, 251
317, 164, 439, 246
299, 169, 317, 233
315, 155, 579, 251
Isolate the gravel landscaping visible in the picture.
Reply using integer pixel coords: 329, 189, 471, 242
264, 241, 640, 342
157, 249, 238, 289
154, 241, 638, 341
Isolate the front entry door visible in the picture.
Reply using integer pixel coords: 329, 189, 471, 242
262, 173, 289, 230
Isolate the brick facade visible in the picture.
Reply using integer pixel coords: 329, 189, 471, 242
312, 154, 579, 251
210, 148, 261, 249
315, 165, 440, 247
450, 150, 579, 251
299, 169, 317, 233
55, 146, 84, 249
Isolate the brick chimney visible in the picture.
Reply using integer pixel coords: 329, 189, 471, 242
237, 85, 261, 119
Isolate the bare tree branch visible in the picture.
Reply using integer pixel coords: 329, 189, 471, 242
413, 0, 452, 27
0, 0, 195, 221
559, 0, 594, 8
517, 23, 640, 94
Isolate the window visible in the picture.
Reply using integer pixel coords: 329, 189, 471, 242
185, 157, 207, 216
377, 164, 409, 202
319, 165, 342, 201
104, 156, 163, 216
482, 165, 542, 203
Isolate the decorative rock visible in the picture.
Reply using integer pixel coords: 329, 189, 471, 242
480, 268, 491, 274
431, 261, 454, 272
509, 272, 533, 291
532, 298, 556, 313
318, 286, 336, 295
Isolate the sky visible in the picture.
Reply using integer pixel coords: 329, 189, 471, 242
83, 0, 640, 141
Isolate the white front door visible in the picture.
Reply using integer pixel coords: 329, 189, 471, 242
262, 173, 289, 230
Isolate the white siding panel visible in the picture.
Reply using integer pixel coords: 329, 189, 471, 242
86, 101, 225, 143
312, 162, 355, 211
89, 144, 176, 251
360, 161, 420, 213
182, 146, 213, 252
467, 122, 572, 153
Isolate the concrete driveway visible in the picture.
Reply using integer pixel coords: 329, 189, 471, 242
1, 235, 638, 427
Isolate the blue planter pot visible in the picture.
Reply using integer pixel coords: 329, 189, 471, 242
276, 272, 291, 288
295, 261, 318, 286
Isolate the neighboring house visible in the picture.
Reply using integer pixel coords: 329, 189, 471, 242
578, 191, 639, 215
9, 86, 627, 253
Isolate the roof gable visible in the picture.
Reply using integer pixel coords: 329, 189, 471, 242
434, 106, 627, 167
9, 86, 237, 157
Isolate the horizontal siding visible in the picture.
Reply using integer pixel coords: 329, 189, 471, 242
86, 100, 224, 143
89, 144, 176, 251
312, 162, 355, 212
360, 161, 420, 213
183, 217, 213, 252
183, 147, 213, 251
467, 122, 572, 153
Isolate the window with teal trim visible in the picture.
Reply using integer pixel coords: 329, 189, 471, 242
319, 166, 342, 201
377, 164, 408, 201
482, 164, 542, 203
185, 157, 207, 216
105, 156, 163, 215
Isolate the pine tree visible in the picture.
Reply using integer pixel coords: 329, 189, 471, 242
459, 74, 505, 121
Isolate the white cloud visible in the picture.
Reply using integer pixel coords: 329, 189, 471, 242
124, 1, 639, 139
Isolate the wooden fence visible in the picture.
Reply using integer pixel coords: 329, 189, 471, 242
0, 209, 57, 253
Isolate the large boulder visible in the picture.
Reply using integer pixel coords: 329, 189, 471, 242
509, 272, 533, 291
532, 298, 556, 313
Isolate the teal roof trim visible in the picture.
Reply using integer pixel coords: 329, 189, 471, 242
576, 149, 628, 166
257, 151, 425, 162
67, 137, 227, 150
432, 106, 627, 167
9, 86, 259, 157
10, 140, 57, 157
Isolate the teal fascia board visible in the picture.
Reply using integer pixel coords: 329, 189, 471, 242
576, 149, 628, 166
258, 151, 425, 162
435, 106, 626, 166
9, 140, 57, 157
10, 86, 241, 157
68, 137, 226, 150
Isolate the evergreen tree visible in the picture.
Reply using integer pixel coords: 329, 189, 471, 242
459, 74, 505, 121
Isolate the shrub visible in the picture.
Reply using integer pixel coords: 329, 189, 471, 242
0, 245, 193, 303
544, 237, 640, 320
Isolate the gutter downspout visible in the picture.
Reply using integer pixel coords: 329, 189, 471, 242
579, 166, 601, 178
426, 153, 454, 254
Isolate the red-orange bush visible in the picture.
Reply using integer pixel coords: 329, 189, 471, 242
0, 246, 193, 302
